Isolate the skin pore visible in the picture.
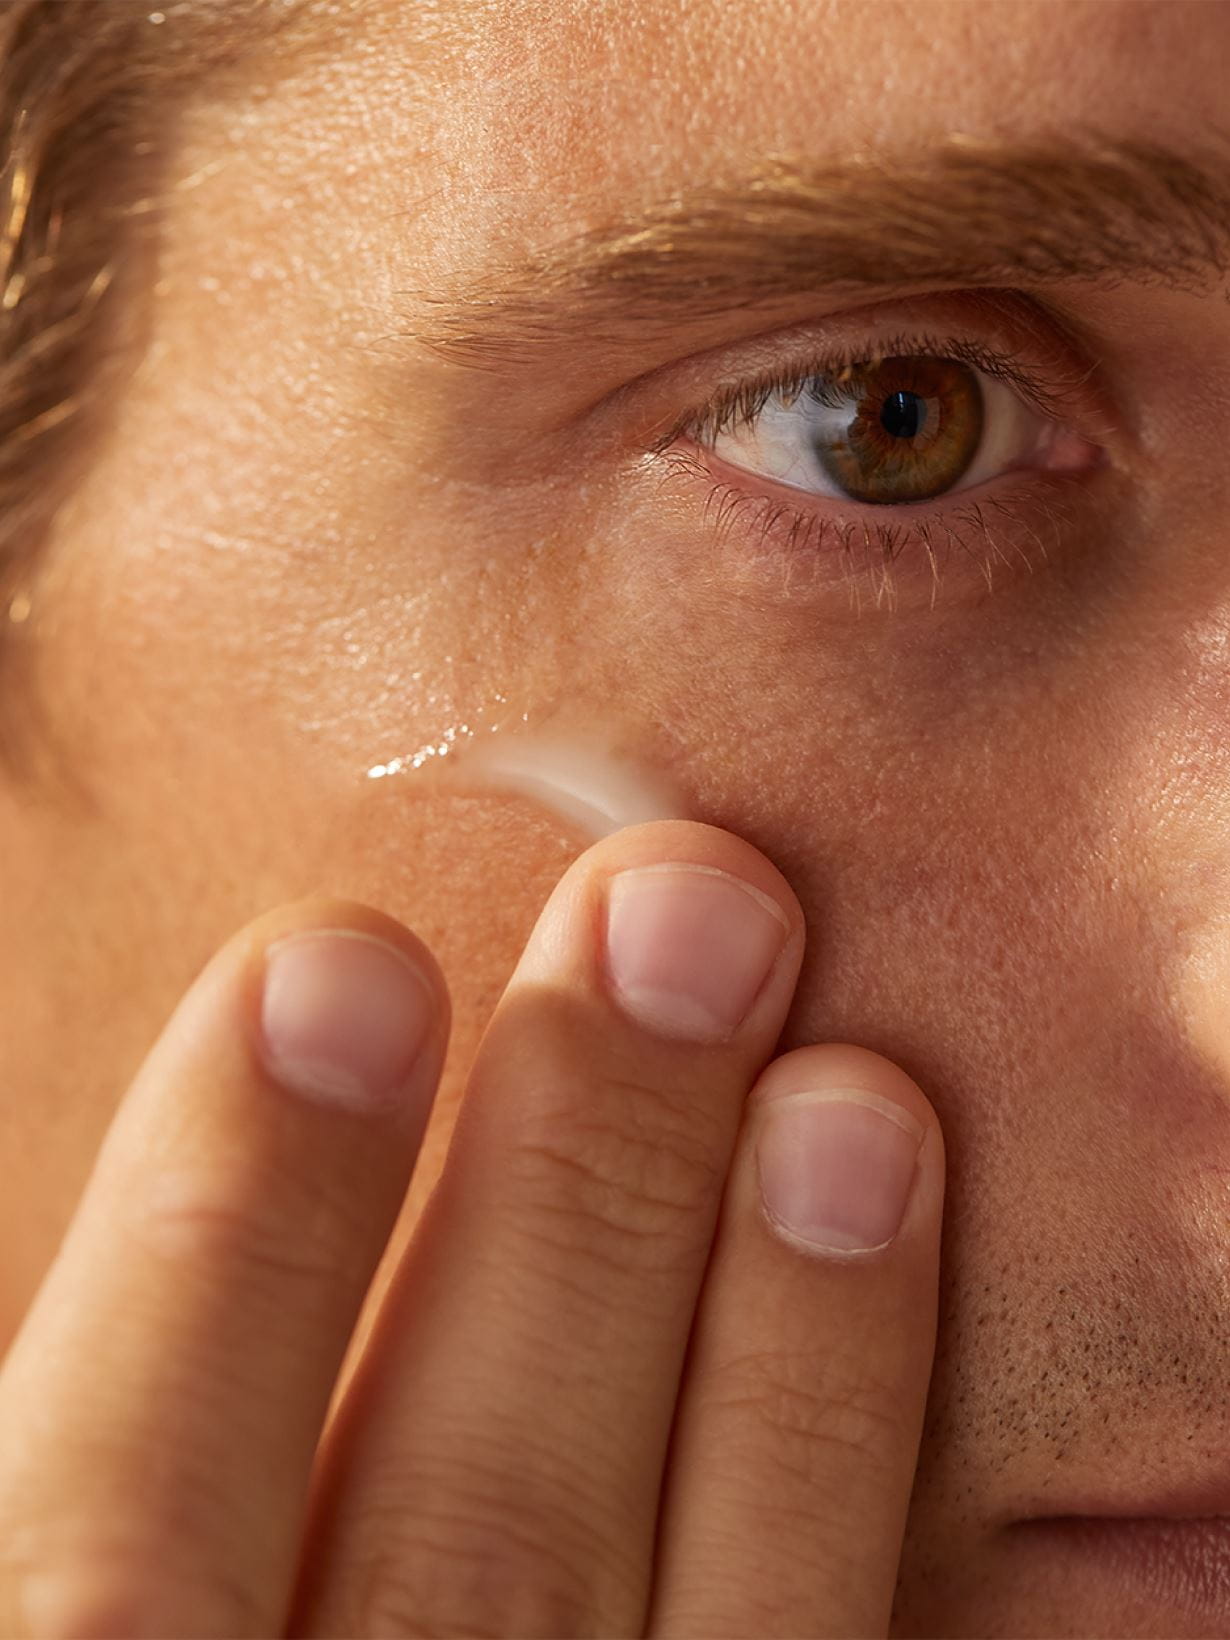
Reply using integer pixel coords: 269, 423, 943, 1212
1, 0, 1229, 1632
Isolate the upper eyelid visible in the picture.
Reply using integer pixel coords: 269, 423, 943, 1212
613, 288, 1124, 465
669, 346, 1053, 461
666, 335, 1098, 459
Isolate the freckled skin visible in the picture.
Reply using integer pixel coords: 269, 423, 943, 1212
1, 2, 1228, 1633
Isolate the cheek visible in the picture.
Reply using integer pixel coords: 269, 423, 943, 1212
24, 354, 1224, 1242
23, 431, 1157, 1102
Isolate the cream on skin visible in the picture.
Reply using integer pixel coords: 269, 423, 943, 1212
368, 723, 692, 839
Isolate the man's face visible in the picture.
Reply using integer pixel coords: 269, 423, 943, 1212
3, 0, 1229, 1631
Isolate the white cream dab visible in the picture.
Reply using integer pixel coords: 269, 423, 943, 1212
367, 725, 690, 839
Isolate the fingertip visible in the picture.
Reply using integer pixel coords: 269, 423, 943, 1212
257, 929, 441, 1117
569, 817, 808, 946
161, 899, 453, 1134
748, 1042, 947, 1257
751, 1041, 944, 1145
249, 895, 446, 973
227, 896, 451, 1029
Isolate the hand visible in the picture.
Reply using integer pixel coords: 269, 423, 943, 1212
0, 819, 944, 1638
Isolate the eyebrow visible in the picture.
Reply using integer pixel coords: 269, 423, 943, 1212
410, 132, 1230, 365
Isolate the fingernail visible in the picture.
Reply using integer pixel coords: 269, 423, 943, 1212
603, 862, 791, 1042
259, 930, 435, 1114
757, 1090, 924, 1254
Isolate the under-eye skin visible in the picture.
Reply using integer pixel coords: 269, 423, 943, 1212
638, 294, 1115, 605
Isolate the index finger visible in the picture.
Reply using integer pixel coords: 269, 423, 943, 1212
648, 1042, 945, 1638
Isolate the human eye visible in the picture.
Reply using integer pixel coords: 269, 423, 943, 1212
701, 351, 1090, 505
639, 297, 1114, 610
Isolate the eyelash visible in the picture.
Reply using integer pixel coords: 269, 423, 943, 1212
646, 325, 1103, 607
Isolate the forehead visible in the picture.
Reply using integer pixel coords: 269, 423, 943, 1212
284, 0, 1224, 177
245, 0, 1228, 287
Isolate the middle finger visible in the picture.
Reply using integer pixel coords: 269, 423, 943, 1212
290, 819, 805, 1638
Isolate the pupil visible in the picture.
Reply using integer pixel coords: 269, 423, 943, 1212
880, 390, 925, 440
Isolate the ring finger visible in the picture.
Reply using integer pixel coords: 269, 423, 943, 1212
648, 1042, 945, 1638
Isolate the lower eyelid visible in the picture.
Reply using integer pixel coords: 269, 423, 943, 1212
652, 437, 1105, 614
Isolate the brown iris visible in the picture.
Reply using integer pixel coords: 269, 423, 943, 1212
811, 355, 984, 504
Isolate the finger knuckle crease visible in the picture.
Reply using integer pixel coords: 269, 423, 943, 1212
131, 1184, 358, 1291
709, 1346, 905, 1459
505, 1104, 723, 1235
350, 1529, 599, 1638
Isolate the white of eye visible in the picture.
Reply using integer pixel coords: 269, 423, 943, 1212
707, 365, 1053, 504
